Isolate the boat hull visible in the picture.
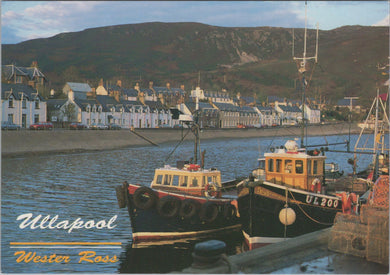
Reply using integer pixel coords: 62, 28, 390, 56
124, 183, 240, 246
237, 181, 342, 250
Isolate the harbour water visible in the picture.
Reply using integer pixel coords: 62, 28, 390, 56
1, 133, 384, 273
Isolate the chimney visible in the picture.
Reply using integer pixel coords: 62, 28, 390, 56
117, 80, 122, 87
114, 91, 120, 102
99, 78, 104, 86
149, 81, 154, 89
180, 84, 185, 90
134, 83, 140, 92
166, 82, 171, 89
139, 92, 145, 105
31, 61, 38, 68
158, 93, 165, 105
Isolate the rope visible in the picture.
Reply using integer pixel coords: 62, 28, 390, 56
288, 189, 334, 226
164, 127, 192, 163
284, 188, 288, 239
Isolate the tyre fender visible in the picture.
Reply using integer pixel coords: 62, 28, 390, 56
199, 201, 219, 223
157, 196, 181, 218
133, 186, 158, 210
179, 199, 200, 219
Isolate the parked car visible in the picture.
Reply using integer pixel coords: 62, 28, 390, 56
90, 123, 108, 130
1, 121, 21, 130
108, 124, 121, 130
29, 122, 53, 130
69, 123, 88, 130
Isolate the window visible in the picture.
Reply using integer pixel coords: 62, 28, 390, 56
191, 178, 198, 187
164, 175, 172, 185
276, 159, 282, 173
22, 98, 27, 109
8, 97, 14, 108
268, 158, 274, 172
8, 114, 14, 123
172, 176, 179, 186
156, 175, 163, 185
87, 119, 90, 125
285, 160, 292, 173
307, 160, 312, 175
180, 176, 188, 187
295, 160, 304, 174
34, 114, 39, 123
313, 160, 318, 175
35, 99, 40, 109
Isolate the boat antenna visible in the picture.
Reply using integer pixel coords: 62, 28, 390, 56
293, 1, 319, 148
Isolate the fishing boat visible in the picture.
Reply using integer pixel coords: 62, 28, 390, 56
237, 2, 359, 250
350, 90, 389, 181
325, 162, 344, 182
115, 113, 240, 246
236, 139, 360, 250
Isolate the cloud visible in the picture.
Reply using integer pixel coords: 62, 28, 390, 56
372, 14, 389, 27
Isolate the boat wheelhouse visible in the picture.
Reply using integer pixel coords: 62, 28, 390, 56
263, 140, 325, 193
150, 164, 222, 198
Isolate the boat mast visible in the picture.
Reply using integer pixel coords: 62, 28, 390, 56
194, 96, 200, 163
293, 1, 319, 148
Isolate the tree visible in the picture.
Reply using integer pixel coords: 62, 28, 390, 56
62, 103, 76, 122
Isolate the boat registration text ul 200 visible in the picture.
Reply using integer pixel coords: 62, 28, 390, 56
305, 195, 339, 208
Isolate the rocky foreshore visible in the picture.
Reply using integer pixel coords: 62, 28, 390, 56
1, 122, 362, 158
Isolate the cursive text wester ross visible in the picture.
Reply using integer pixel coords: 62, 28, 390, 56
16, 213, 117, 233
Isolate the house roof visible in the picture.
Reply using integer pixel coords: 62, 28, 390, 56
214, 102, 240, 112
66, 82, 91, 93
2, 65, 46, 81
123, 88, 139, 97
46, 99, 67, 110
239, 106, 257, 114
1, 83, 44, 101
277, 105, 301, 113
268, 96, 285, 103
337, 98, 358, 107
73, 98, 101, 111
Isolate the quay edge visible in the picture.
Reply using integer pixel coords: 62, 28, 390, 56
177, 227, 389, 274
2, 122, 361, 157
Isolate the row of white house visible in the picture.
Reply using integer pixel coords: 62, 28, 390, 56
2, 82, 321, 129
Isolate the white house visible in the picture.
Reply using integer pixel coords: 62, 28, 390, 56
256, 106, 280, 126
1, 83, 46, 128
63, 82, 92, 100
301, 104, 321, 124
275, 102, 302, 125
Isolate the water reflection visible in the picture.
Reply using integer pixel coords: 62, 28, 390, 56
1, 134, 383, 273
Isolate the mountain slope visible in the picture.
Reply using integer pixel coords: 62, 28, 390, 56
2, 22, 388, 106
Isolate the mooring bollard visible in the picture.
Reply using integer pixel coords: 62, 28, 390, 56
181, 240, 234, 273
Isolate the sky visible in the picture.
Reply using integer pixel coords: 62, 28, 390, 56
1, 1, 389, 44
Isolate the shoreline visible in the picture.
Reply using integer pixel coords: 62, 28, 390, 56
1, 122, 362, 158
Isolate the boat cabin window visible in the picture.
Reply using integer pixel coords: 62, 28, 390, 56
258, 159, 265, 170
268, 159, 274, 172
313, 160, 318, 174
276, 159, 282, 172
164, 175, 172, 185
180, 176, 188, 186
191, 178, 199, 187
156, 175, 163, 185
295, 160, 304, 174
172, 175, 179, 186
285, 160, 292, 173
307, 160, 312, 174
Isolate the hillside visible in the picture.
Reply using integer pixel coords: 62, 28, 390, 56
2, 22, 389, 107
